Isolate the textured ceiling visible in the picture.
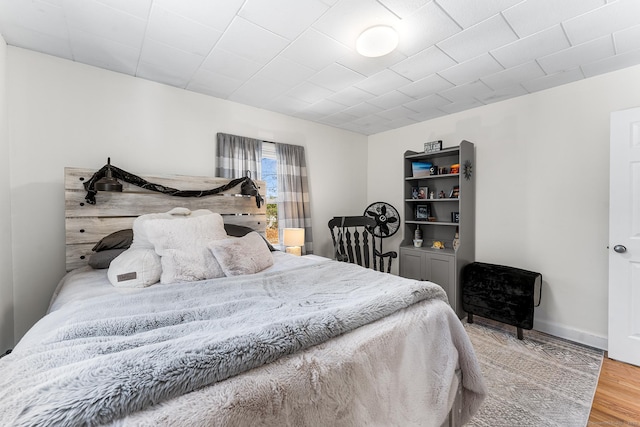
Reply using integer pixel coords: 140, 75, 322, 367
1, 0, 639, 135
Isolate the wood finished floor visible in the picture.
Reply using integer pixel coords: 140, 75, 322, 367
588, 353, 640, 425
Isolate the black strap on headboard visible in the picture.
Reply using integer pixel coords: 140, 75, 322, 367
84, 164, 263, 208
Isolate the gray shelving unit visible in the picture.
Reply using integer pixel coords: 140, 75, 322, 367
399, 140, 475, 318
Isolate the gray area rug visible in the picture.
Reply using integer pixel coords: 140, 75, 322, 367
463, 317, 603, 427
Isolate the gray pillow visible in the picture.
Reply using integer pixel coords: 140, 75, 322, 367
88, 248, 126, 269
92, 229, 133, 252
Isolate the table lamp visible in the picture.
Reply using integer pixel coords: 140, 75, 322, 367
283, 228, 304, 256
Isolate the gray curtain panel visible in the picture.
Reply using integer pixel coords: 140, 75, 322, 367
276, 143, 313, 254
215, 132, 262, 179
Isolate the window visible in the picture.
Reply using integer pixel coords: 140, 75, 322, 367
261, 142, 278, 244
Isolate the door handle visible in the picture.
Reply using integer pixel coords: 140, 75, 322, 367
614, 245, 627, 253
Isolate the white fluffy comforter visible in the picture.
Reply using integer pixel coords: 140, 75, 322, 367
0, 254, 486, 426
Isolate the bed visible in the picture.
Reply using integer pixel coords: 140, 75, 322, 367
0, 168, 486, 426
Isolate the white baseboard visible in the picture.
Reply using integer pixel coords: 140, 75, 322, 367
533, 318, 608, 351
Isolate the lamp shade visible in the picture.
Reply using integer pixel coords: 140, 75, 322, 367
283, 228, 305, 247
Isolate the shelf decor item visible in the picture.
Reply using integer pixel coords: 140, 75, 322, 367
412, 161, 432, 177
424, 140, 442, 153
450, 164, 460, 174
415, 205, 430, 220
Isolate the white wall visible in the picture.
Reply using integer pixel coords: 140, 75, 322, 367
0, 35, 14, 352
6, 47, 368, 343
368, 64, 640, 349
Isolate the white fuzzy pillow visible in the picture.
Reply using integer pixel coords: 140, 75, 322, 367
208, 232, 274, 276
130, 208, 211, 250
144, 213, 228, 284
107, 248, 162, 288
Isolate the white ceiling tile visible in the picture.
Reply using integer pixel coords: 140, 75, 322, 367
481, 62, 545, 91
187, 68, 244, 98
309, 63, 365, 92
391, 46, 456, 81
354, 69, 412, 96
304, 98, 346, 116
0, 22, 72, 58
438, 99, 484, 114
614, 24, 640, 54
367, 91, 415, 109
200, 48, 263, 81
521, 68, 584, 93
564, 0, 640, 45
153, 0, 244, 32
503, 0, 606, 38
397, 74, 454, 98
582, 48, 640, 78
383, 116, 420, 130
475, 85, 529, 104
69, 28, 138, 75
215, 17, 289, 65
395, 1, 461, 56
286, 81, 335, 104
146, 6, 221, 56
404, 94, 451, 112
434, 0, 522, 28
320, 111, 359, 126
95, 0, 152, 20
0, 0, 68, 38
229, 75, 290, 107
437, 15, 517, 63
239, 0, 328, 40
352, 114, 391, 127
255, 56, 316, 88
138, 38, 204, 86
326, 86, 376, 105
294, 108, 331, 121
336, 49, 407, 77
491, 25, 570, 69
267, 95, 312, 115
408, 108, 447, 122
438, 54, 504, 86
342, 102, 384, 118
312, 0, 399, 48
439, 80, 492, 102
376, 105, 419, 120
378, 0, 430, 18
281, 28, 351, 71
63, 0, 147, 49
538, 35, 615, 74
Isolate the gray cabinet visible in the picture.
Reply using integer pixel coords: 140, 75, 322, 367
399, 141, 475, 318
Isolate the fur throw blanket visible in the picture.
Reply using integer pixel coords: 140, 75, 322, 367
0, 261, 449, 426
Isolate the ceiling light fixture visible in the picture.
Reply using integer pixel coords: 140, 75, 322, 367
356, 25, 399, 57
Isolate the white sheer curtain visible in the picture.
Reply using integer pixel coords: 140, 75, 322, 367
215, 133, 262, 179
276, 143, 313, 254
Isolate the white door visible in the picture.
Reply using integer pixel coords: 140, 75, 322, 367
609, 107, 640, 367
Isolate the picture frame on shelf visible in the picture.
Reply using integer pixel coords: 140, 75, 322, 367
451, 212, 460, 223
415, 204, 430, 220
411, 187, 419, 199
418, 187, 428, 199
424, 140, 442, 153
449, 185, 460, 198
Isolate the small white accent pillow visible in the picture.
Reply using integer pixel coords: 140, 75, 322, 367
208, 232, 274, 276
144, 213, 228, 284
130, 208, 212, 250
107, 248, 162, 288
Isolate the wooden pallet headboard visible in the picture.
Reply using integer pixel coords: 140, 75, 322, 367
65, 167, 267, 271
